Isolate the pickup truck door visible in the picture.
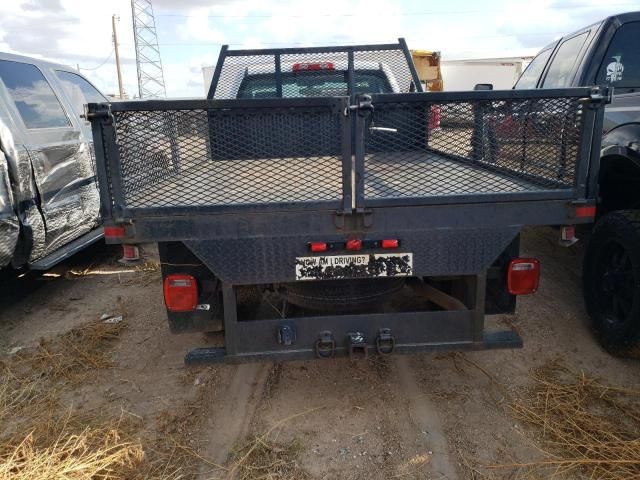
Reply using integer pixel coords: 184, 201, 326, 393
0, 59, 98, 261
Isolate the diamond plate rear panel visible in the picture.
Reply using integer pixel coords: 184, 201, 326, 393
184, 227, 519, 284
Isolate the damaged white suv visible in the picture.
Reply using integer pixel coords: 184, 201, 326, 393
0, 52, 106, 270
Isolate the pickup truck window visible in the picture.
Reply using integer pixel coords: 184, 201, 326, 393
55, 70, 107, 117
542, 32, 589, 88
595, 21, 640, 93
0, 60, 70, 129
514, 48, 553, 89
237, 70, 392, 99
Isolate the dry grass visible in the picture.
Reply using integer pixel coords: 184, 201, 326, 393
0, 319, 212, 479
0, 417, 144, 480
495, 361, 640, 479
16, 320, 127, 381
228, 437, 308, 480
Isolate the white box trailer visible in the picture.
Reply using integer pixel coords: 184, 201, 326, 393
441, 57, 532, 91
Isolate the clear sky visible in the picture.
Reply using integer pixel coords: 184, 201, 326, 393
1, 0, 638, 97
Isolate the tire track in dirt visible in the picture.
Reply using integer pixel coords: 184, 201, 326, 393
197, 362, 272, 475
392, 356, 459, 479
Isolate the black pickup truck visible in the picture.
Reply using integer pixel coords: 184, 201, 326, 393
87, 40, 607, 364
514, 11, 640, 355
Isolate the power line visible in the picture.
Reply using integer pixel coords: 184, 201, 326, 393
155, 3, 639, 19
115, 30, 569, 48
78, 49, 114, 71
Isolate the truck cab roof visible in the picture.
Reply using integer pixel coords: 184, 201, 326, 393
515, 10, 640, 92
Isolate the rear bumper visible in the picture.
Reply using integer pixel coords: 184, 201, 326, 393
185, 329, 522, 365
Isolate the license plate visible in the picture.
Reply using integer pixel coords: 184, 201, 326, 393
295, 253, 413, 281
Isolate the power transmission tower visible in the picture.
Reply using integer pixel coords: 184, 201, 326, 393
131, 0, 167, 98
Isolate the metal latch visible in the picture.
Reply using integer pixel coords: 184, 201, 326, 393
585, 86, 611, 107
84, 103, 114, 122
344, 94, 374, 117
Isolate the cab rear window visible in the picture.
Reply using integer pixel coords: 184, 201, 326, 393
237, 70, 392, 99
542, 32, 589, 88
514, 47, 553, 89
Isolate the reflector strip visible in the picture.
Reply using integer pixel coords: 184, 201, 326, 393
575, 205, 596, 218
104, 226, 125, 239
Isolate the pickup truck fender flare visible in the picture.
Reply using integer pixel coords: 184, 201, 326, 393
601, 122, 640, 168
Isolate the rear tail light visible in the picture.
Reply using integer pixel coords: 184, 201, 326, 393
292, 62, 335, 71
309, 242, 328, 253
381, 239, 399, 249
104, 226, 125, 240
507, 258, 540, 295
163, 274, 198, 312
346, 238, 363, 251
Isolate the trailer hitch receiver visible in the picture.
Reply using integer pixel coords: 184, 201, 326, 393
346, 332, 368, 359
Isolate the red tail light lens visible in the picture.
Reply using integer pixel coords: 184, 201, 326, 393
292, 62, 335, 71
346, 238, 363, 251
575, 205, 596, 218
163, 274, 198, 312
104, 226, 125, 239
381, 239, 399, 249
309, 242, 328, 253
507, 258, 540, 295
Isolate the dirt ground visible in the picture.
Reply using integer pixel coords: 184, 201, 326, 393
1, 227, 639, 479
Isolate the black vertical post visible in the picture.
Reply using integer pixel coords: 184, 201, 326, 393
398, 38, 423, 93
275, 53, 283, 98
89, 105, 113, 220
222, 283, 239, 356
103, 115, 126, 220
347, 49, 355, 102
471, 273, 486, 343
354, 99, 367, 210
207, 45, 228, 100
340, 98, 353, 214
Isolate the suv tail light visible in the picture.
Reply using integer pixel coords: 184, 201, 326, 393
163, 274, 198, 312
507, 258, 540, 295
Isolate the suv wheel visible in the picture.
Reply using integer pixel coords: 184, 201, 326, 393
584, 210, 640, 356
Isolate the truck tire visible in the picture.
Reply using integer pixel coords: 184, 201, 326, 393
583, 210, 640, 356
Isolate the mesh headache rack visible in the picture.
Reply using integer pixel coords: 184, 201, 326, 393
207, 38, 424, 100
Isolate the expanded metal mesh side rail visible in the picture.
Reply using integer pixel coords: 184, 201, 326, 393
94, 98, 348, 216
361, 89, 595, 206
208, 39, 422, 100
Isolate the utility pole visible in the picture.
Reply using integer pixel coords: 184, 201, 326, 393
112, 14, 124, 99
